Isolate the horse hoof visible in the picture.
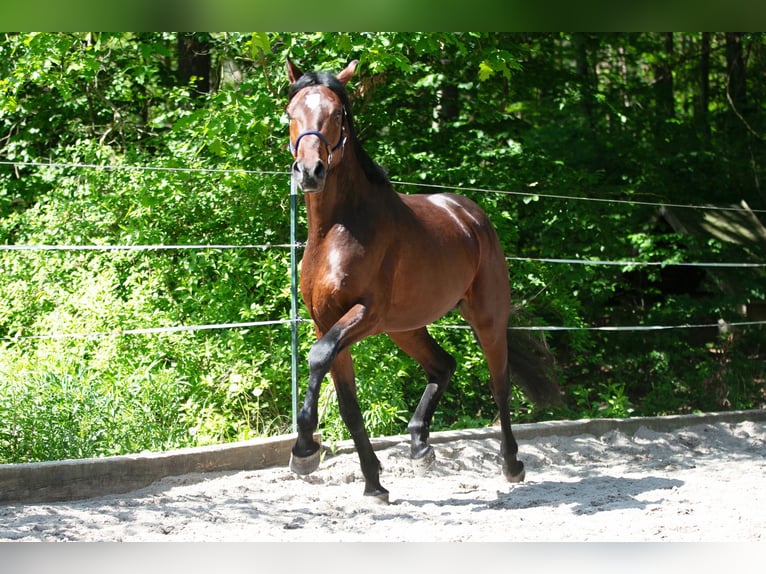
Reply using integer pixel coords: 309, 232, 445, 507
504, 462, 525, 483
364, 489, 390, 505
411, 446, 436, 476
290, 449, 321, 475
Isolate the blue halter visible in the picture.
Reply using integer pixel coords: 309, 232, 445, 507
288, 108, 347, 168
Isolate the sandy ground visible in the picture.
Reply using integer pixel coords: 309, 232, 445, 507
1, 419, 764, 542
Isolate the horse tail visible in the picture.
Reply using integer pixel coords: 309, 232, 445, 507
507, 329, 562, 407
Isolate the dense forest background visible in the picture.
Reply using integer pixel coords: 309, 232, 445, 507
1, 32, 764, 463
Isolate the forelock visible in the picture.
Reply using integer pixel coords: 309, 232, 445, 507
289, 71, 350, 110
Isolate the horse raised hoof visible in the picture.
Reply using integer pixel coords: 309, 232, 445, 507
290, 449, 321, 476
503, 461, 526, 483
410, 445, 436, 476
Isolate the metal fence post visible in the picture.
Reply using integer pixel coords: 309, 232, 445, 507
289, 176, 300, 433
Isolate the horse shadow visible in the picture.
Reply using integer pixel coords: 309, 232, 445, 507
398, 475, 684, 516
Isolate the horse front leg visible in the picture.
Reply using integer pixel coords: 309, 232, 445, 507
330, 350, 388, 503
290, 304, 388, 502
289, 331, 329, 475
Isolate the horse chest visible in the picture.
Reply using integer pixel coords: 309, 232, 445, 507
318, 244, 354, 292
302, 228, 376, 303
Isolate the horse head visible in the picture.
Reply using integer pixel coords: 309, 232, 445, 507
286, 59, 358, 192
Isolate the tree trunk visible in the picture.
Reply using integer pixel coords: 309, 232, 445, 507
653, 32, 675, 149
696, 32, 711, 148
725, 32, 750, 196
573, 33, 596, 131
726, 32, 746, 113
177, 32, 211, 96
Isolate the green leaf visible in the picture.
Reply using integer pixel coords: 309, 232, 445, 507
478, 60, 494, 81
250, 32, 271, 59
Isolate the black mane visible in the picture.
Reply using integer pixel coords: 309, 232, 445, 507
289, 70, 389, 186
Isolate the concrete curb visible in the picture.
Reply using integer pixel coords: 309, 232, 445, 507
0, 434, 299, 505
352, 407, 766, 453
1, 409, 763, 505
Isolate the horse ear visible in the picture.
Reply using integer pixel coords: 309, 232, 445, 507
336, 59, 359, 86
287, 58, 303, 84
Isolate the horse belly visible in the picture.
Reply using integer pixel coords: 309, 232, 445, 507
381, 195, 491, 331
382, 299, 460, 332
383, 251, 474, 332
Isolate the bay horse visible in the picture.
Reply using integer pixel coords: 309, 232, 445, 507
286, 58, 559, 503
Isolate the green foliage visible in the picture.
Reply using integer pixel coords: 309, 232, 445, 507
1, 33, 765, 463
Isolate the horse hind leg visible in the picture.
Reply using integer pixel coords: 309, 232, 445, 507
460, 304, 525, 483
388, 328, 456, 475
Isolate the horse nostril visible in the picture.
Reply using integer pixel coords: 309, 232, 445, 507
313, 161, 326, 180
292, 161, 301, 174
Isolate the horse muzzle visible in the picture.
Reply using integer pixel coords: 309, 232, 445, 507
292, 159, 327, 192
288, 124, 345, 193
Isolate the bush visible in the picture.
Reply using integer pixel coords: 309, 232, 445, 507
2, 33, 765, 463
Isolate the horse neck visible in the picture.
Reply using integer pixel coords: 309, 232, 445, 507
304, 147, 393, 239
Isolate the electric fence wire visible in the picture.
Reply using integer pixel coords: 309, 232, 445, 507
2, 158, 765, 340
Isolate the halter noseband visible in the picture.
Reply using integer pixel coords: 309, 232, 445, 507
288, 107, 347, 169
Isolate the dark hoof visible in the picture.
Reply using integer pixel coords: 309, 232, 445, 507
290, 449, 321, 475
363, 488, 390, 505
411, 445, 436, 476
504, 461, 525, 483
